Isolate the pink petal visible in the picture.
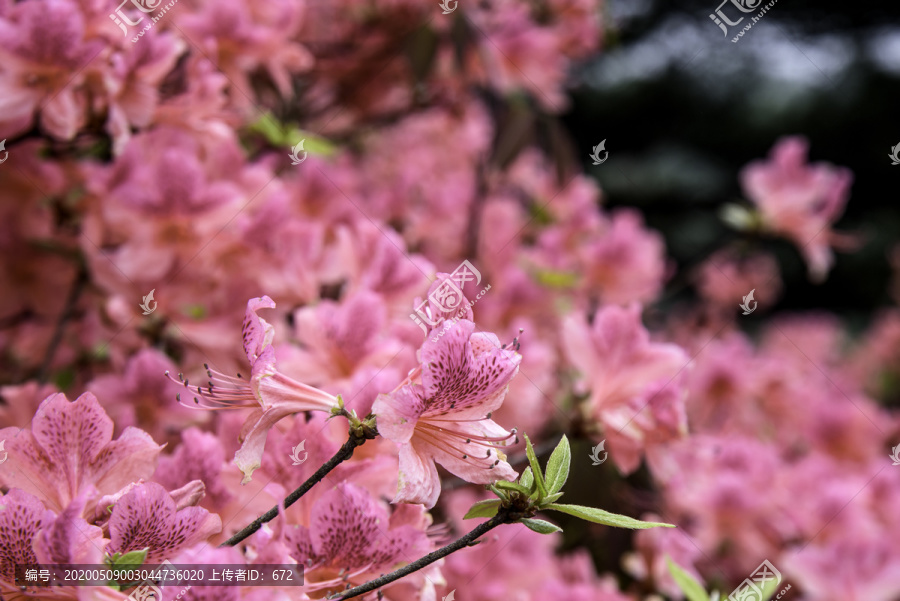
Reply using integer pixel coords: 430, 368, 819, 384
372, 388, 426, 445
233, 406, 290, 484
0, 392, 162, 511
33, 494, 105, 566
420, 320, 521, 418
394, 441, 443, 509
243, 295, 276, 364
0, 489, 55, 584
310, 482, 389, 567
108, 482, 221, 563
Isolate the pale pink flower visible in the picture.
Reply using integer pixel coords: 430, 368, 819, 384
170, 296, 340, 484
88, 348, 205, 444
0, 0, 103, 140
373, 319, 521, 508
563, 304, 689, 435
694, 248, 781, 310
280, 290, 406, 389
0, 392, 163, 513
580, 209, 669, 305
740, 136, 854, 281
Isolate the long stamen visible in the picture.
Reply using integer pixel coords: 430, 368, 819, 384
418, 421, 517, 446
165, 369, 257, 410
414, 428, 499, 470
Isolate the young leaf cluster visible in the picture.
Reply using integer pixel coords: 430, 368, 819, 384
464, 434, 676, 535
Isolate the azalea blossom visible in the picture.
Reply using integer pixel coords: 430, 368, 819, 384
106, 481, 222, 563
169, 296, 340, 484
284, 481, 434, 596
740, 136, 854, 282
0, 391, 163, 513
373, 319, 521, 508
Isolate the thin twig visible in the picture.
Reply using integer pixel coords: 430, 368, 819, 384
220, 427, 374, 547
37, 261, 88, 383
331, 510, 513, 600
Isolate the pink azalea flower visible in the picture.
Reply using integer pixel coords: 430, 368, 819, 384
106, 481, 221, 563
373, 319, 521, 508
284, 481, 432, 596
170, 296, 340, 484
0, 0, 103, 140
88, 348, 205, 445
0, 392, 163, 513
0, 488, 56, 596
563, 304, 689, 436
0, 489, 105, 599
579, 209, 668, 306
740, 136, 854, 281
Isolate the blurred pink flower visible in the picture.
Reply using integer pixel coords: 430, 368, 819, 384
88, 348, 205, 444
171, 296, 340, 484
0, 0, 103, 139
0, 392, 163, 513
694, 248, 781, 311
740, 136, 854, 281
580, 209, 669, 306
373, 319, 521, 508
563, 304, 689, 453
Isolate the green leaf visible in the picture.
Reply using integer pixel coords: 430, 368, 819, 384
547, 504, 676, 529
523, 434, 547, 499
520, 466, 534, 491
112, 548, 147, 568
543, 492, 564, 504
544, 435, 570, 494
463, 499, 502, 519
519, 518, 562, 535
534, 269, 579, 288
666, 557, 709, 601
494, 480, 531, 496
248, 112, 338, 156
